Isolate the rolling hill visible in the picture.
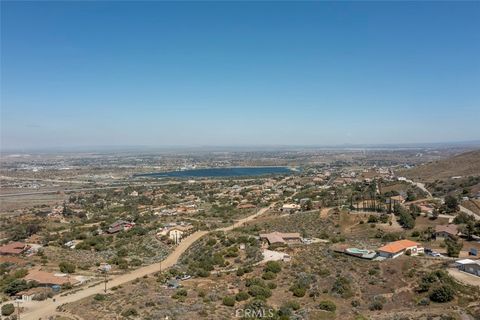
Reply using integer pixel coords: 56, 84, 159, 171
398, 149, 480, 182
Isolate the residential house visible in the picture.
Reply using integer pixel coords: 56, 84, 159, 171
259, 232, 302, 246
281, 204, 301, 213
16, 287, 52, 302
434, 224, 459, 239
0, 242, 30, 255
377, 239, 423, 259
167, 225, 193, 244
107, 220, 135, 234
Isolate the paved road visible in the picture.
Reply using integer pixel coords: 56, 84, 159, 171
14, 206, 271, 320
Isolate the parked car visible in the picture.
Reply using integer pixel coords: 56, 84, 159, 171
427, 251, 441, 257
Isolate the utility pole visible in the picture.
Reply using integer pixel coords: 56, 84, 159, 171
103, 271, 108, 293
16, 300, 21, 320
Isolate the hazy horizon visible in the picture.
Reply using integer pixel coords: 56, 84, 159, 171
1, 2, 479, 150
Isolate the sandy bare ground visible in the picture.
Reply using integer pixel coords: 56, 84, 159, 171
447, 268, 480, 287
13, 205, 272, 320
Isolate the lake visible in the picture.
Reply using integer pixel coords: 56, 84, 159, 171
135, 166, 295, 178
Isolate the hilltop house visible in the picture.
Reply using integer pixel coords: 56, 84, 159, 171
259, 232, 302, 246
377, 239, 423, 259
281, 204, 301, 213
167, 225, 193, 244
107, 220, 135, 234
434, 224, 459, 239
0, 242, 30, 255
157, 224, 194, 244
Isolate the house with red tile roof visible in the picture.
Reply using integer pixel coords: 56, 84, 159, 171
378, 239, 423, 259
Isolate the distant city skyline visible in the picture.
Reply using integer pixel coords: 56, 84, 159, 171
1, 1, 479, 150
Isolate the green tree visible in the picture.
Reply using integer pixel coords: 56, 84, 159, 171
445, 237, 462, 257
443, 195, 459, 213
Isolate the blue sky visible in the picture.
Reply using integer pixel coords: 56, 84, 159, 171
1, 1, 479, 150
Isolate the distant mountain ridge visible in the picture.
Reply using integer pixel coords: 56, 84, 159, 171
400, 149, 480, 181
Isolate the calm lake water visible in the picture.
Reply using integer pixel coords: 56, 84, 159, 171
135, 166, 295, 178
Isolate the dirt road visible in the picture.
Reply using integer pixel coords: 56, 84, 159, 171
16, 206, 271, 320
17, 230, 207, 319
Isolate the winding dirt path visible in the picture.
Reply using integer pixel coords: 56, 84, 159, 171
15, 206, 272, 320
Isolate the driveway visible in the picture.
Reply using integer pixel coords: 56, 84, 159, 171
447, 268, 480, 287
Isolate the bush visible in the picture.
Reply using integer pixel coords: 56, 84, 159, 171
291, 286, 306, 297
222, 295, 236, 307
331, 276, 353, 298
94, 294, 106, 301
429, 285, 454, 302
121, 308, 138, 317
1, 304, 15, 316
262, 271, 276, 280
318, 300, 336, 312
248, 285, 272, 299
59, 261, 76, 274
264, 261, 282, 273
236, 291, 250, 301
284, 300, 300, 311
172, 288, 188, 299
369, 301, 383, 310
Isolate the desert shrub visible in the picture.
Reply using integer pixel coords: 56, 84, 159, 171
267, 282, 277, 289
94, 293, 106, 301
172, 288, 188, 299
331, 276, 353, 298
351, 299, 360, 307
264, 261, 282, 273
245, 277, 266, 288
284, 300, 300, 310
369, 300, 383, 310
318, 300, 336, 312
291, 286, 306, 297
1, 304, 15, 316
236, 291, 250, 301
429, 285, 454, 303
121, 308, 138, 317
248, 285, 272, 299
222, 295, 236, 307
262, 271, 276, 280
59, 261, 76, 273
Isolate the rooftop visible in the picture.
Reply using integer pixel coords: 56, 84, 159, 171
378, 239, 420, 254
